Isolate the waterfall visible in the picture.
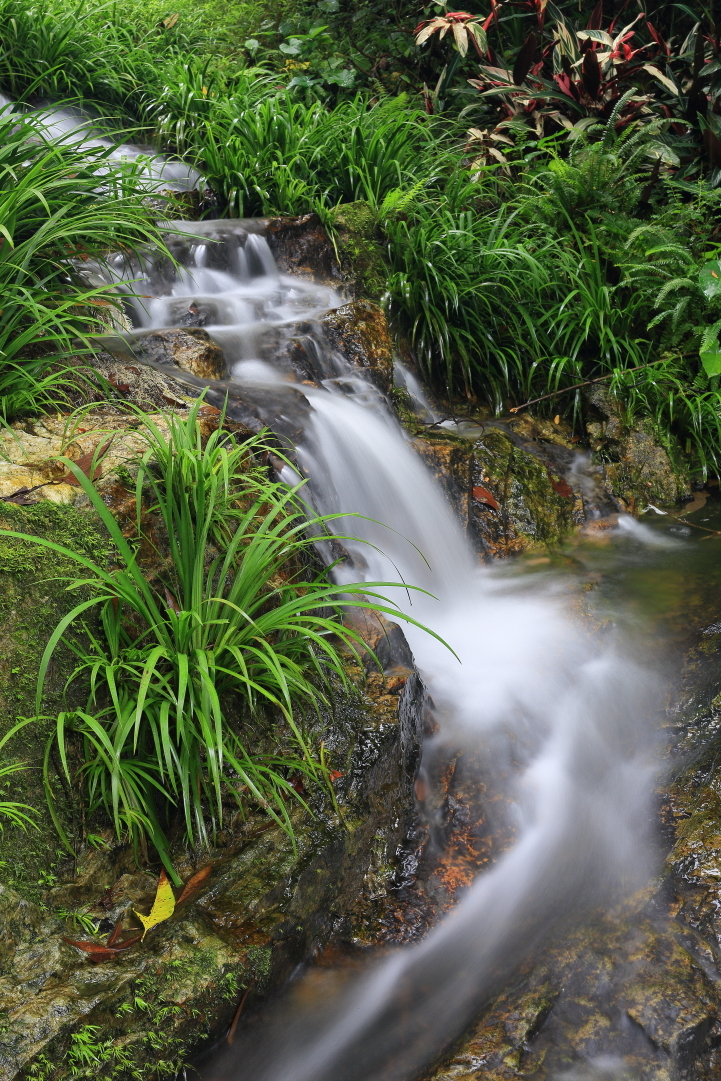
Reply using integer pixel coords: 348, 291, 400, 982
98, 221, 658, 1081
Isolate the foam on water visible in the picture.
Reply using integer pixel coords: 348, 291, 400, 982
101, 224, 662, 1081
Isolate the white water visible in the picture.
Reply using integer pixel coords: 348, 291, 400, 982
0, 94, 200, 191
103, 226, 658, 1081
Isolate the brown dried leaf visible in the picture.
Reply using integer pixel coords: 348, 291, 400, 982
176, 863, 213, 907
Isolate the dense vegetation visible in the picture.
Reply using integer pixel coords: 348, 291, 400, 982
2, 0, 721, 862
2, 0, 721, 473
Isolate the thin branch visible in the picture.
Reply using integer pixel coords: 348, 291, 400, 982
508, 357, 672, 414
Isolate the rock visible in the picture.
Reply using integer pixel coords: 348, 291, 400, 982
320, 300, 394, 396
411, 429, 578, 559
584, 384, 690, 507
264, 213, 343, 286
130, 327, 227, 381
263, 204, 388, 301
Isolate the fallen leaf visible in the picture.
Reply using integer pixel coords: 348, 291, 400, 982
553, 415, 560, 425
289, 775, 306, 795
0, 486, 44, 505
134, 868, 176, 940
472, 485, 500, 510
176, 864, 213, 907
58, 438, 113, 487
64, 939, 121, 963
108, 373, 131, 394
328, 770, 343, 783
164, 586, 181, 614
547, 472, 573, 498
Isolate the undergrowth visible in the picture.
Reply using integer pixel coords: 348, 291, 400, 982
2, 401, 438, 875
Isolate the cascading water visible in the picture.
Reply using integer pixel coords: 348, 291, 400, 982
0, 92, 200, 191
92, 225, 661, 1081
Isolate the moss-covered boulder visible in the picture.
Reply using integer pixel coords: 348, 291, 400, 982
411, 428, 578, 559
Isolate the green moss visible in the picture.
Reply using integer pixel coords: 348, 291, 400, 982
331, 201, 388, 301
0, 502, 110, 902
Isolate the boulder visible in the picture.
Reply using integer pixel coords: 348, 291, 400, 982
321, 300, 394, 396
130, 327, 227, 381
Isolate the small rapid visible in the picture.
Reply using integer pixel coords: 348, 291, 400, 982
98, 223, 659, 1081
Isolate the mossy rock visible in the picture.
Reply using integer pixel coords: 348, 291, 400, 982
411, 429, 577, 560
0, 502, 110, 903
331, 201, 388, 302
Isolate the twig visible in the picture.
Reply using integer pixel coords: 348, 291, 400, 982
226, 981, 255, 1046
509, 358, 671, 414
652, 507, 721, 537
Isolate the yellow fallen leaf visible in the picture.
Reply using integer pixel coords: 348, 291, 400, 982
134, 869, 176, 940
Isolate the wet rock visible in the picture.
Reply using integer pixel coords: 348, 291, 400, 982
411, 429, 578, 559
129, 327, 227, 381
320, 300, 394, 396
264, 213, 343, 286
0, 408, 209, 507
584, 384, 691, 507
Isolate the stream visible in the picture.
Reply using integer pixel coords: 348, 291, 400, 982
100, 226, 692, 1081
6, 96, 721, 1079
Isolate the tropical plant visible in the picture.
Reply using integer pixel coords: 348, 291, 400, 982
0, 108, 169, 420
6, 402, 440, 879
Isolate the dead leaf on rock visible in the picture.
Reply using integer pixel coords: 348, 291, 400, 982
176, 863, 213, 907
472, 485, 500, 510
58, 438, 114, 486
547, 473, 574, 499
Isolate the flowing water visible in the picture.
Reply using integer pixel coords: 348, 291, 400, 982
0, 92, 200, 191
87, 225, 679, 1081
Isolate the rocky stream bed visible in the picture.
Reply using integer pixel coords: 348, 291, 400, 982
0, 211, 719, 1081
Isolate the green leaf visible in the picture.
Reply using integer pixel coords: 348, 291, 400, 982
701, 351, 721, 376
700, 260, 721, 298
244, 38, 260, 52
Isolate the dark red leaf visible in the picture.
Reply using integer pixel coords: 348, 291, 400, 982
646, 20, 669, 56
548, 474, 574, 498
176, 864, 213, 907
581, 49, 602, 99
328, 770, 343, 782
164, 587, 181, 614
513, 32, 537, 86
63, 938, 122, 963
472, 486, 500, 510
107, 373, 131, 394
587, 0, 603, 30
106, 916, 124, 948
58, 438, 113, 487
113, 934, 142, 951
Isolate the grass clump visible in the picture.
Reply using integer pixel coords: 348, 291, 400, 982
2, 401, 437, 879
0, 107, 169, 421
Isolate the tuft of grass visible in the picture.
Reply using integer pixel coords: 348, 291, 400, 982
0, 108, 170, 420
4, 400, 441, 879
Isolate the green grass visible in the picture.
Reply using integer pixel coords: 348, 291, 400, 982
3, 401, 441, 878
0, 107, 170, 420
